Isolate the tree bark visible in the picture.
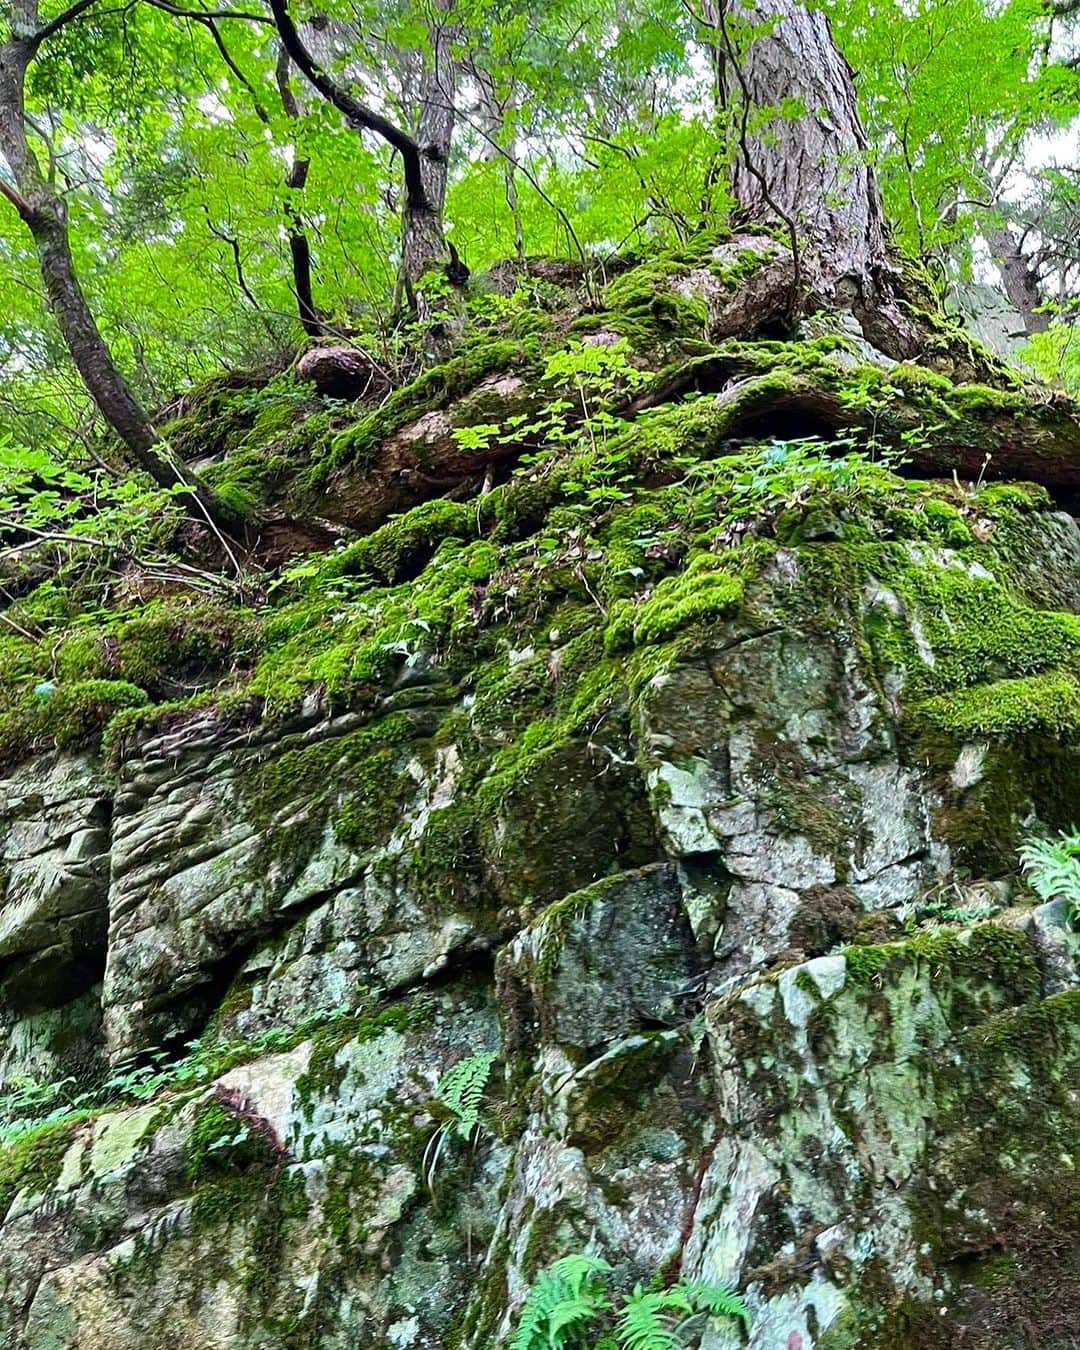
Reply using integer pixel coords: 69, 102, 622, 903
716, 0, 925, 359
986, 220, 1051, 336
401, 0, 456, 287
0, 9, 227, 528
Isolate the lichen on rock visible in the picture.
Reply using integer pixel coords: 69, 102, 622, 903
0, 250, 1078, 1349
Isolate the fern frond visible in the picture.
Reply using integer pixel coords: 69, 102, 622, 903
437, 1051, 496, 1140
1019, 828, 1080, 903
675, 1280, 751, 1327
616, 1289, 680, 1350
510, 1254, 611, 1350
550, 1253, 611, 1297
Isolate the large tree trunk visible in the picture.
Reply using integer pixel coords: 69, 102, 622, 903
0, 18, 229, 530
986, 219, 1051, 336
401, 0, 458, 302
716, 0, 925, 360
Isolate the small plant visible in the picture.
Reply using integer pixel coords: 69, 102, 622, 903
725, 435, 905, 521
511, 1252, 750, 1349
0, 1004, 362, 1146
422, 1050, 496, 1191
1019, 828, 1080, 922
511, 1254, 613, 1350
617, 1281, 752, 1349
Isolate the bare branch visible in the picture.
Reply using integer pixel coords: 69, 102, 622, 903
137, 0, 273, 24
266, 0, 430, 211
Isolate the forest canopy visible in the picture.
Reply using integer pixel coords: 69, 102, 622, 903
0, 0, 1077, 522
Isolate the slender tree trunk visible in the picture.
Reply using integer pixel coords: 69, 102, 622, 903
987, 221, 1051, 335
0, 19, 228, 528
267, 0, 454, 306
716, 0, 925, 359
275, 48, 323, 338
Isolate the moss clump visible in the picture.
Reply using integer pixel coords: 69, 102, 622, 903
917, 674, 1080, 741
840, 925, 1042, 1001
879, 564, 1080, 695
0, 678, 149, 768
0, 1117, 81, 1214
323, 338, 536, 473
612, 554, 744, 650
245, 536, 497, 715
600, 264, 710, 353
326, 497, 479, 584
50, 600, 251, 693
186, 1099, 274, 1188
0, 589, 256, 770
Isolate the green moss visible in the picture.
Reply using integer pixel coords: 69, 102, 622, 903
0, 678, 149, 768
0, 1117, 81, 1213
323, 338, 536, 473
327, 498, 478, 584
186, 1099, 273, 1188
53, 601, 251, 693
917, 674, 1080, 741
840, 925, 1041, 1000
591, 232, 782, 354
623, 554, 744, 648
246, 536, 498, 715
600, 264, 710, 353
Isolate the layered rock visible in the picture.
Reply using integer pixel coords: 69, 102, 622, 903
1, 315, 1079, 1348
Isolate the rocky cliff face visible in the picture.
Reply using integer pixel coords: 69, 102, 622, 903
0, 245, 1078, 1349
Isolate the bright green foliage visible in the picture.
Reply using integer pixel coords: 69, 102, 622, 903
617, 1282, 752, 1349
1019, 830, 1080, 919
434, 1051, 497, 1142
423, 1051, 496, 1191
823, 0, 1080, 259
510, 1254, 750, 1349
1019, 322, 1080, 396
510, 1254, 613, 1350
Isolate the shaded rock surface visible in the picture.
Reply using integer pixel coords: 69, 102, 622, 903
2, 278, 1080, 1346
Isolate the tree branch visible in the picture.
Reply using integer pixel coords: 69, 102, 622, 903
31, 0, 102, 45
0, 176, 32, 219
205, 15, 268, 121
137, 0, 273, 24
265, 0, 430, 211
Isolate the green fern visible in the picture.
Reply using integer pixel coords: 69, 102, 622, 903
510, 1254, 612, 1350
423, 1051, 496, 1191
616, 1280, 750, 1349
510, 1254, 750, 1350
438, 1051, 496, 1140
678, 1279, 752, 1326
616, 1288, 681, 1350
1019, 828, 1080, 919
